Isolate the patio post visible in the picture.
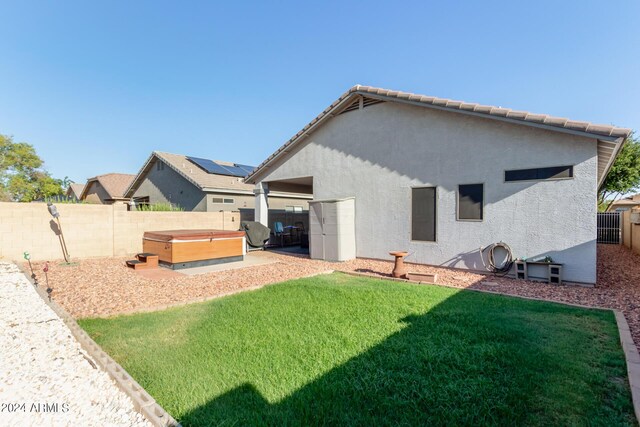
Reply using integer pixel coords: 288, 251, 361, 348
253, 182, 269, 227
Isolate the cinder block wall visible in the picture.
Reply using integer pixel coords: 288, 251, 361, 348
112, 207, 239, 255
621, 210, 640, 255
0, 202, 239, 261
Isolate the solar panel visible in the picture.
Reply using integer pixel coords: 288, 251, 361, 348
186, 156, 232, 175
236, 164, 255, 174
222, 165, 251, 177
186, 156, 256, 177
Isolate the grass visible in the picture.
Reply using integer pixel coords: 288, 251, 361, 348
79, 273, 635, 426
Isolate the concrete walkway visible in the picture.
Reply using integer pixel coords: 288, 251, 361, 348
0, 261, 151, 427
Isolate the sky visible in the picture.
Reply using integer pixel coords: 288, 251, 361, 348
0, 1, 638, 183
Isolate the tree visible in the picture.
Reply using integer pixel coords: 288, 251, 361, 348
598, 133, 640, 211
0, 134, 64, 202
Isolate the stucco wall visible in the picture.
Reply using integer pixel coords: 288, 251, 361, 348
0, 202, 239, 261
623, 211, 632, 250
258, 101, 599, 283
82, 181, 112, 204
622, 210, 640, 255
204, 192, 308, 212
133, 160, 208, 211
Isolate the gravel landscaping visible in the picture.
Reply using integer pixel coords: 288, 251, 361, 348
25, 244, 640, 348
0, 261, 151, 427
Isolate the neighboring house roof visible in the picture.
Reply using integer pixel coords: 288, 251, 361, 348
610, 199, 640, 207
125, 152, 255, 197
245, 85, 632, 188
608, 193, 640, 210
80, 173, 136, 201
66, 183, 85, 198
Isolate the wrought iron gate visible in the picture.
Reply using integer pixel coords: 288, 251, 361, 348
597, 212, 621, 244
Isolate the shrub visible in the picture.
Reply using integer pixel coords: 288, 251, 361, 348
136, 202, 184, 212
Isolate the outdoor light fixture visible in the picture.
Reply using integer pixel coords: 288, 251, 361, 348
47, 202, 70, 263
47, 202, 60, 218
23, 251, 38, 286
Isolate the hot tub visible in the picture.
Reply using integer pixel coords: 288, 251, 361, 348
142, 229, 246, 269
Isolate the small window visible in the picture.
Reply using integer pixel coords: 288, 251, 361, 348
458, 184, 484, 221
505, 165, 573, 182
133, 196, 150, 210
212, 197, 234, 204
156, 161, 165, 171
411, 187, 436, 242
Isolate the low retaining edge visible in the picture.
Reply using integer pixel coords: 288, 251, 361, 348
15, 262, 181, 427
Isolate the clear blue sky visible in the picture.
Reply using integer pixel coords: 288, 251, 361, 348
1, 1, 638, 183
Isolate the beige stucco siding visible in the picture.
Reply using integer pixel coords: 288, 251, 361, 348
258, 101, 598, 283
83, 181, 112, 204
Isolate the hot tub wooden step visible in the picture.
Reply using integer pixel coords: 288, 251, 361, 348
126, 254, 159, 270
136, 252, 158, 263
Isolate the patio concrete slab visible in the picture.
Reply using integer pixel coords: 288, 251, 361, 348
134, 267, 183, 280
177, 252, 278, 276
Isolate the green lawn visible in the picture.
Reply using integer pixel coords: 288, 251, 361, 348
80, 273, 635, 426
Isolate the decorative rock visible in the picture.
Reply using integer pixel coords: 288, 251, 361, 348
0, 261, 152, 427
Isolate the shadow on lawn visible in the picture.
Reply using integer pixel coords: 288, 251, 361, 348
180, 290, 633, 426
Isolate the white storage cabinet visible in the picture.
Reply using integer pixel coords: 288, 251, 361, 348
308, 197, 356, 261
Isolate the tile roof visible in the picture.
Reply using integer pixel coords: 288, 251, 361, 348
66, 183, 85, 198
245, 85, 632, 186
352, 86, 631, 138
125, 152, 256, 197
157, 152, 254, 192
83, 173, 136, 200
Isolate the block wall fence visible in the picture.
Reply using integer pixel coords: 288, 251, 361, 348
0, 202, 240, 261
622, 210, 640, 255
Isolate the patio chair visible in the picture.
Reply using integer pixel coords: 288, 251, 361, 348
273, 221, 285, 247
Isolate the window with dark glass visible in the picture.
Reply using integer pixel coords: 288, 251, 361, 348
505, 165, 573, 182
458, 184, 483, 221
412, 187, 436, 241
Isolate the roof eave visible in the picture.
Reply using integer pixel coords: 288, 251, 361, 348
124, 152, 205, 198
598, 136, 627, 190
79, 178, 98, 200
124, 152, 157, 198
245, 87, 630, 184
358, 91, 624, 143
245, 88, 359, 183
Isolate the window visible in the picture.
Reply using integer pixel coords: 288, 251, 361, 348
156, 161, 165, 171
133, 196, 150, 210
458, 184, 484, 221
286, 205, 303, 213
505, 165, 573, 182
411, 187, 436, 242
212, 197, 234, 204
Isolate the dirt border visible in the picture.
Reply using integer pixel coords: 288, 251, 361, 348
14, 263, 181, 427
342, 270, 640, 421
87, 270, 335, 319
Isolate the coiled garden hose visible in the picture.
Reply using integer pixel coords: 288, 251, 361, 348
480, 242, 514, 276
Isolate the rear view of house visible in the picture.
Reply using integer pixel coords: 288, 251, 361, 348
246, 85, 631, 284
